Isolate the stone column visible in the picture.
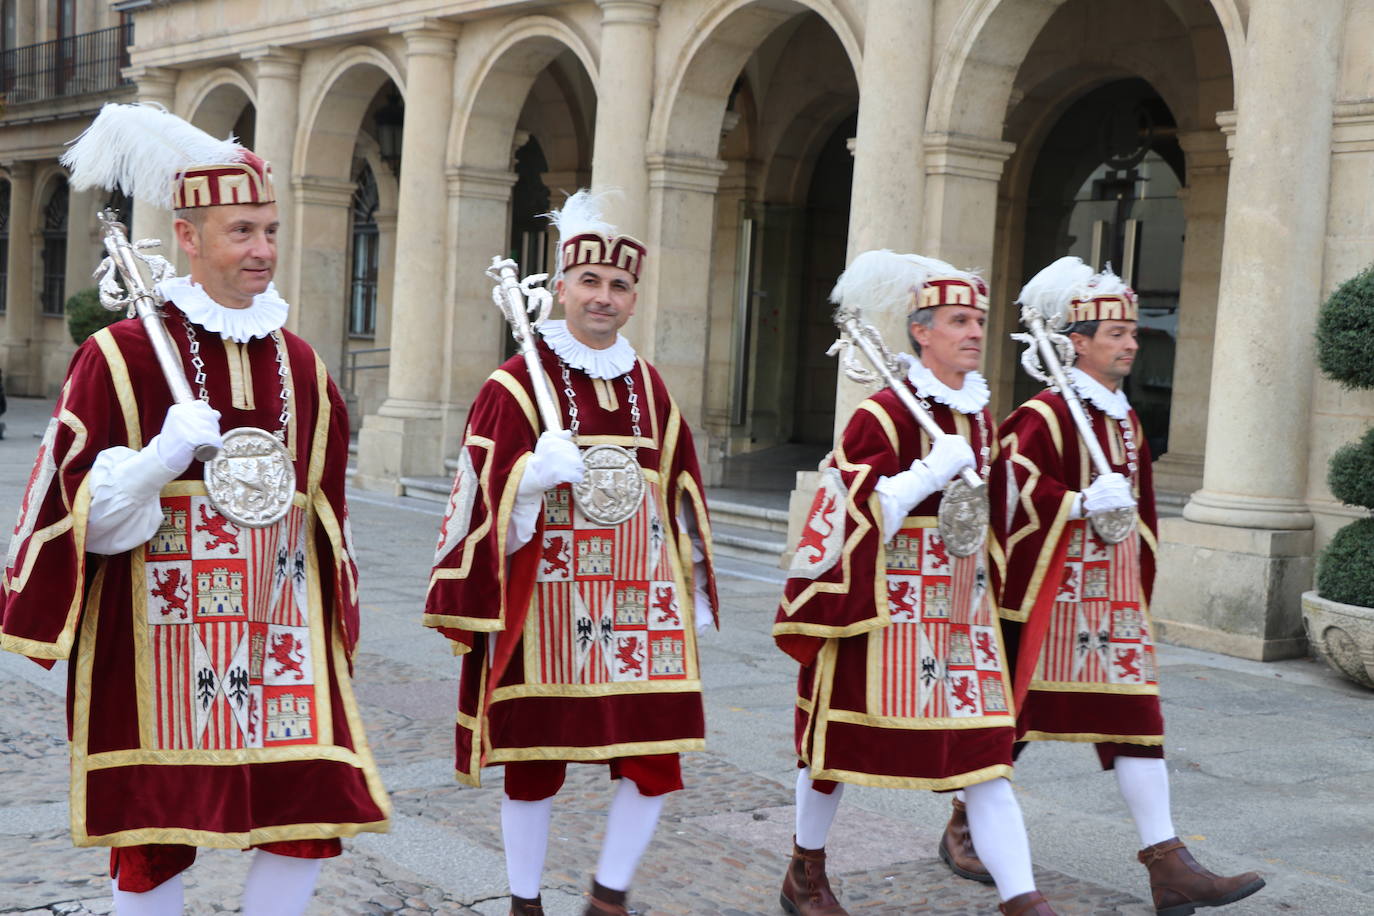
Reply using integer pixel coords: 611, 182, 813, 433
589, 0, 660, 239
290, 175, 353, 376
1156, 2, 1343, 660
126, 67, 180, 264
2, 162, 38, 395
439, 166, 517, 449
639, 153, 726, 427
1151, 125, 1231, 499
356, 21, 459, 492
836, 0, 933, 430
244, 47, 303, 307
921, 132, 1015, 414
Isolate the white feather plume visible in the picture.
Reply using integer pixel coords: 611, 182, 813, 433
60, 103, 242, 210
1016, 256, 1096, 325
1087, 263, 1132, 298
545, 189, 618, 245
830, 249, 979, 315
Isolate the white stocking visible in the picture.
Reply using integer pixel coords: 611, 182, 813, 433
794, 766, 844, 851
1114, 756, 1176, 847
111, 874, 184, 916
594, 778, 665, 892
241, 850, 324, 916
502, 796, 554, 899
963, 777, 1037, 902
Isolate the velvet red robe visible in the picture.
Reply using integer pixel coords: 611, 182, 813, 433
773, 385, 1016, 790
0, 307, 390, 848
424, 337, 718, 786
990, 388, 1163, 747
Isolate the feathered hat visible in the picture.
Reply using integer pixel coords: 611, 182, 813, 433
829, 249, 989, 316
545, 189, 647, 284
1017, 256, 1138, 325
61, 102, 275, 211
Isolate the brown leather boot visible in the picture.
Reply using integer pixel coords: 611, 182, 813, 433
779, 838, 850, 916
998, 890, 1057, 915
510, 894, 544, 916
582, 878, 639, 915
1137, 837, 1265, 915
939, 797, 994, 884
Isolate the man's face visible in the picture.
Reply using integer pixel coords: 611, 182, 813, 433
175, 202, 279, 309
910, 305, 986, 378
1071, 319, 1138, 389
557, 264, 638, 348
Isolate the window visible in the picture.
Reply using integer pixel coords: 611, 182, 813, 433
347, 165, 379, 338
40, 178, 69, 316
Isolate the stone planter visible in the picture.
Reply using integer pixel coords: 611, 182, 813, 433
1302, 590, 1374, 689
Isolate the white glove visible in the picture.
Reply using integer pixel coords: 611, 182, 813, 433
694, 587, 714, 636
1081, 472, 1136, 516
152, 400, 222, 473
519, 430, 585, 496
923, 434, 976, 486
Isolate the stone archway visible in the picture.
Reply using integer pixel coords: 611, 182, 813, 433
183, 69, 256, 142
923, 0, 1236, 501
440, 19, 598, 429
293, 48, 403, 379
646, 0, 861, 483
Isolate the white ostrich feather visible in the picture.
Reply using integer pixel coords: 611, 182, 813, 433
830, 249, 979, 315
60, 103, 242, 210
544, 189, 618, 245
1087, 263, 1132, 298
1016, 256, 1096, 325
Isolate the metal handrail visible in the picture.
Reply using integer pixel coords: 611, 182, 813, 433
1, 24, 135, 107
343, 346, 389, 395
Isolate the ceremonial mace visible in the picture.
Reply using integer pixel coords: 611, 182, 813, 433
828, 302, 987, 558
1011, 305, 1136, 544
487, 256, 561, 431
93, 210, 219, 462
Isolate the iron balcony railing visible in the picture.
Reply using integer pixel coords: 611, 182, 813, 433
1, 23, 135, 107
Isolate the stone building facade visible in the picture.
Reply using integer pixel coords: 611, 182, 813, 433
1, 0, 1371, 662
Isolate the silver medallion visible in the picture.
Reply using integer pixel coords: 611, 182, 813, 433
1091, 505, 1136, 545
204, 426, 296, 528
572, 443, 645, 526
937, 477, 989, 558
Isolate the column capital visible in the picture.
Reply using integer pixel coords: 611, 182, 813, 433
646, 153, 727, 194
1214, 110, 1238, 159
922, 132, 1016, 182
446, 166, 517, 200
1177, 128, 1230, 176
293, 175, 354, 207
124, 65, 179, 105
596, 0, 662, 25
389, 19, 461, 55
243, 46, 304, 81
1, 160, 36, 181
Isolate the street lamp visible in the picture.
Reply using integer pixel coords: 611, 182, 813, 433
374, 93, 404, 176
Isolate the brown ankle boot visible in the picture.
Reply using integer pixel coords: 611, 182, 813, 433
582, 878, 638, 915
780, 837, 850, 916
510, 894, 544, 916
998, 890, 1057, 915
939, 797, 994, 884
1137, 837, 1265, 915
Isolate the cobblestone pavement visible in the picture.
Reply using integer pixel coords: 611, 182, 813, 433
1, 395, 1370, 914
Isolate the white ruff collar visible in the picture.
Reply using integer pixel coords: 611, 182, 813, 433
157, 275, 290, 343
539, 320, 637, 379
897, 353, 989, 414
1070, 367, 1131, 420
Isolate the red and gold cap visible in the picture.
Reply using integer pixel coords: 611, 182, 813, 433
548, 189, 647, 284
830, 250, 990, 318
172, 149, 276, 209
1066, 281, 1139, 322
914, 274, 990, 312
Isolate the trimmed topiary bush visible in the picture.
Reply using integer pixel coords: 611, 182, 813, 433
66, 286, 124, 345
1315, 266, 1374, 606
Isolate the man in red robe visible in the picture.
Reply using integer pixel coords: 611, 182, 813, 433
773, 251, 1055, 916
425, 191, 718, 916
0, 104, 389, 915
980, 256, 1263, 915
